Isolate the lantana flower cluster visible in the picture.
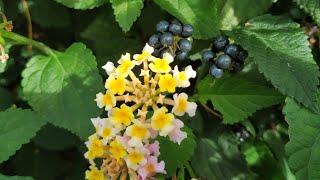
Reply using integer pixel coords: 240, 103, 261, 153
84, 44, 197, 180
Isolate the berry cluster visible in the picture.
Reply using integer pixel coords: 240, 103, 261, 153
201, 35, 248, 78
148, 20, 193, 60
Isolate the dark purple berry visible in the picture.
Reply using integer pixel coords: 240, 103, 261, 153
216, 54, 232, 69
210, 64, 223, 78
169, 22, 182, 35
148, 34, 160, 47
182, 24, 193, 37
178, 39, 192, 52
201, 50, 215, 62
160, 32, 174, 46
212, 35, 229, 52
156, 20, 169, 32
176, 51, 188, 60
224, 44, 240, 59
237, 48, 248, 62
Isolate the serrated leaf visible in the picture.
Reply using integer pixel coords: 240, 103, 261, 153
194, 75, 283, 124
191, 133, 248, 179
29, 0, 71, 28
154, 0, 219, 39
110, 0, 144, 32
79, 10, 143, 66
53, 0, 105, 9
231, 15, 320, 112
158, 126, 196, 176
0, 174, 33, 180
294, 0, 320, 25
0, 108, 45, 163
21, 43, 103, 140
284, 96, 320, 180
218, 0, 274, 30
33, 124, 79, 151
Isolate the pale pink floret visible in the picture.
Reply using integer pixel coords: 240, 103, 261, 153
145, 141, 160, 157
138, 156, 166, 180
168, 119, 187, 145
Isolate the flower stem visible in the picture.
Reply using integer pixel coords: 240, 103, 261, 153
0, 29, 54, 56
184, 161, 196, 178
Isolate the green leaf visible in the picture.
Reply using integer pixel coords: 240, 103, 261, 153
53, 0, 105, 9
79, 10, 143, 66
191, 133, 248, 179
154, 0, 219, 39
0, 62, 6, 73
0, 174, 33, 180
218, 0, 274, 30
32, 124, 80, 151
231, 15, 320, 112
284, 96, 320, 180
0, 108, 45, 163
12, 143, 65, 180
110, 0, 144, 32
294, 0, 320, 25
0, 87, 13, 111
29, 0, 71, 28
194, 75, 283, 124
21, 43, 103, 140
158, 126, 196, 176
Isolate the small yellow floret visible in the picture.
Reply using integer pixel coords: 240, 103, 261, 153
110, 104, 134, 126
116, 59, 135, 77
149, 58, 171, 73
85, 135, 104, 160
105, 75, 126, 95
85, 166, 105, 180
109, 140, 127, 161
151, 107, 174, 136
158, 74, 177, 93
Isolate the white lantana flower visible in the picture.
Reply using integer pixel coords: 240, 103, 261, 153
172, 65, 196, 87
172, 93, 197, 117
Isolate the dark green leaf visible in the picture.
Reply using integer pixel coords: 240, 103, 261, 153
231, 15, 320, 112
0, 108, 45, 163
284, 96, 320, 180
110, 0, 144, 32
294, 0, 320, 25
158, 126, 196, 176
21, 43, 103, 139
53, 0, 105, 9
0, 86, 13, 111
0, 174, 33, 180
154, 0, 219, 39
194, 75, 283, 124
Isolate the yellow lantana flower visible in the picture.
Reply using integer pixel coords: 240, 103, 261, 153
158, 74, 177, 93
85, 166, 105, 180
125, 121, 150, 147
151, 107, 175, 136
105, 75, 126, 95
95, 91, 116, 110
109, 139, 127, 161
116, 53, 135, 77
85, 134, 105, 160
125, 148, 147, 170
109, 104, 134, 127
172, 93, 197, 117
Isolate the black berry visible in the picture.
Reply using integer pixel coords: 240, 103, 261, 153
176, 51, 188, 60
237, 49, 248, 62
216, 54, 232, 69
178, 39, 192, 52
201, 50, 215, 62
156, 20, 169, 32
148, 34, 160, 47
169, 23, 182, 35
210, 64, 223, 78
160, 32, 174, 46
224, 44, 240, 59
212, 35, 229, 52
182, 24, 193, 37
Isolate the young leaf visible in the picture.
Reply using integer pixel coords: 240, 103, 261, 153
284, 96, 320, 180
53, 0, 105, 9
158, 126, 196, 176
294, 0, 320, 25
0, 174, 33, 180
0, 108, 45, 163
218, 0, 274, 30
194, 75, 283, 124
21, 43, 103, 140
110, 0, 144, 32
231, 15, 320, 112
153, 0, 219, 39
